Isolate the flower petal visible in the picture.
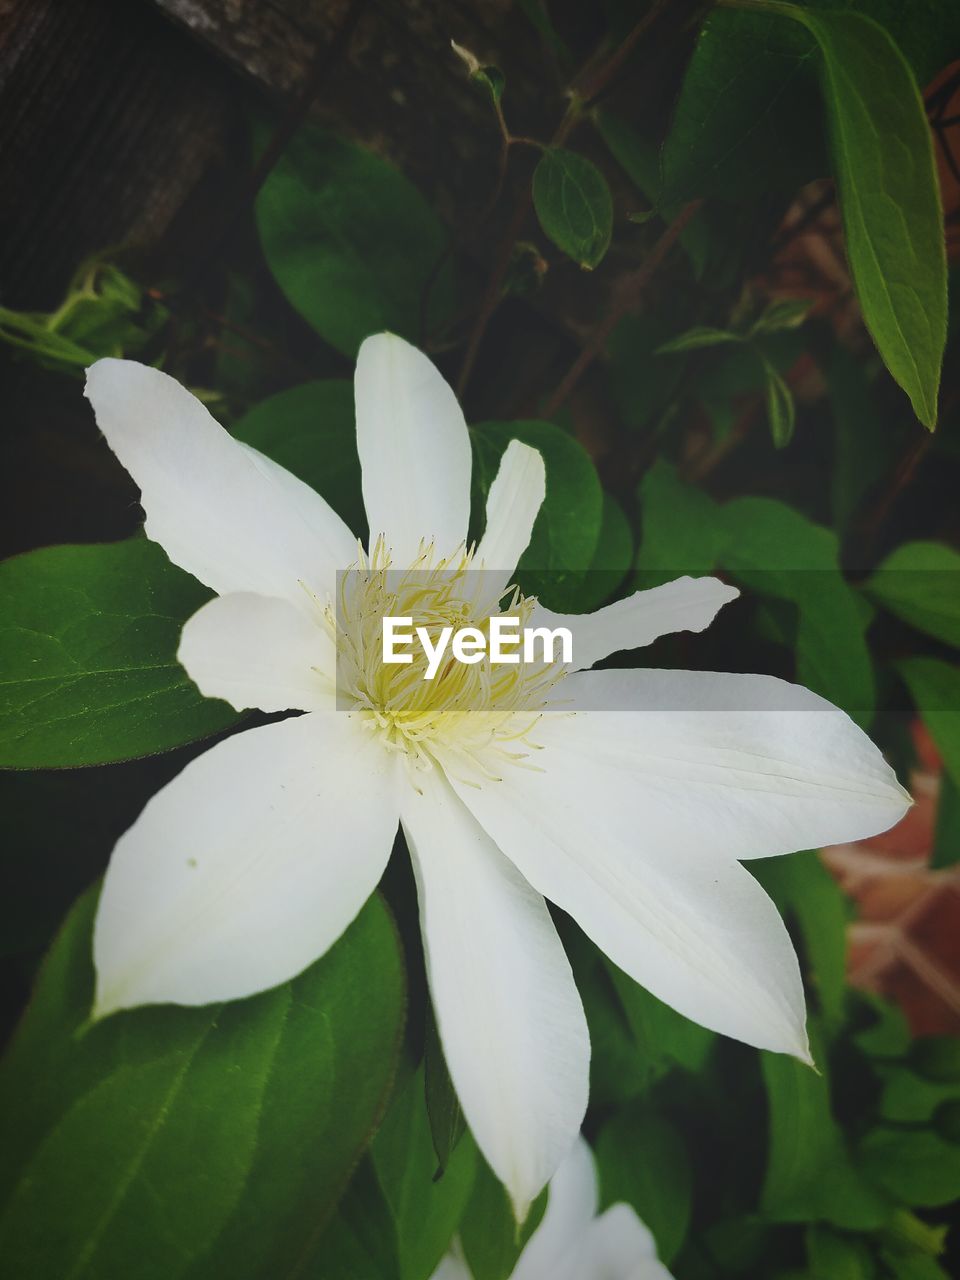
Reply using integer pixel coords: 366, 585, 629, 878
443, 727, 811, 1059
85, 359, 357, 603
475, 440, 546, 592
94, 711, 398, 1017
429, 1254, 473, 1280
178, 593, 336, 713
581, 1204, 673, 1280
558, 668, 911, 853
532, 576, 738, 671
355, 334, 471, 563
401, 767, 589, 1220
512, 1136, 598, 1280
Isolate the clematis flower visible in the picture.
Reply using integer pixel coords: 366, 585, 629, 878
84, 333, 909, 1218
431, 1136, 674, 1280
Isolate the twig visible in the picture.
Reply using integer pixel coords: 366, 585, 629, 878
542, 199, 702, 419
455, 4, 677, 398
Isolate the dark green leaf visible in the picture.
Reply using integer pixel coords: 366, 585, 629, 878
256, 128, 454, 356
932, 771, 960, 869
752, 298, 813, 334
910, 1035, 960, 1083
806, 1225, 876, 1279
852, 994, 912, 1059
658, 327, 743, 354
662, 8, 823, 203
532, 148, 613, 269
827, 343, 908, 535
231, 380, 365, 536
0, 539, 239, 769
595, 110, 710, 276
0, 887, 406, 1280
459, 1157, 546, 1280
877, 1065, 960, 1123
783, 5, 947, 426
424, 1012, 466, 1176
897, 658, 960, 786
637, 463, 876, 724
859, 1127, 960, 1207
575, 494, 634, 612
761, 1036, 888, 1228
372, 1065, 476, 1280
471, 420, 603, 609
863, 542, 960, 647
595, 1103, 692, 1263
603, 957, 714, 1077
752, 851, 848, 1035
762, 356, 796, 448
309, 1158, 401, 1280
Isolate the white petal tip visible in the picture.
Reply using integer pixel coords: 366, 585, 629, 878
510, 1191, 534, 1229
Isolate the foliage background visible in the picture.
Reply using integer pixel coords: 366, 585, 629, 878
1, 0, 959, 1277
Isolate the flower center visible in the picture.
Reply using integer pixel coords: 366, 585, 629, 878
328, 538, 564, 780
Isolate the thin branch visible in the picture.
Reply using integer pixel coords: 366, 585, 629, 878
542, 199, 702, 419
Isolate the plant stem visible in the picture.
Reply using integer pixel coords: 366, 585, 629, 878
455, 4, 678, 398
542, 199, 702, 419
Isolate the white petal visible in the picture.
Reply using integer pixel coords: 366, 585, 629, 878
429, 1255, 473, 1280
475, 440, 546, 595
443, 728, 811, 1059
559, 668, 911, 853
581, 1204, 674, 1280
512, 1136, 598, 1280
355, 334, 471, 563
94, 712, 398, 1017
532, 576, 739, 672
85, 360, 357, 604
178, 593, 336, 713
401, 767, 589, 1220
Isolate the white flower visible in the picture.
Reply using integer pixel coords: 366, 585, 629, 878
83, 333, 909, 1218
431, 1136, 675, 1280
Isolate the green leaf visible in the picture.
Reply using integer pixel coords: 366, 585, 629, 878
637, 463, 876, 724
806, 1225, 876, 1279
231, 380, 365, 536
859, 1127, 960, 1207
0, 539, 239, 769
471, 420, 603, 610
532, 148, 613, 269
309, 1158, 401, 1280
576, 494, 634, 612
0, 887, 406, 1280
827, 343, 908, 536
762, 355, 796, 448
256, 127, 454, 356
761, 1035, 888, 1228
877, 1065, 960, 1124
595, 1103, 692, 1263
852, 993, 911, 1059
603, 956, 714, 1077
863, 542, 960, 647
897, 658, 960, 787
424, 1012, 466, 1176
752, 851, 848, 1035
768, 4, 947, 427
595, 110, 710, 276
372, 1065, 476, 1280
910, 1036, 960, 1083
932, 770, 960, 869
662, 8, 823, 203
752, 298, 813, 334
658, 326, 744, 354
459, 1154, 546, 1280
